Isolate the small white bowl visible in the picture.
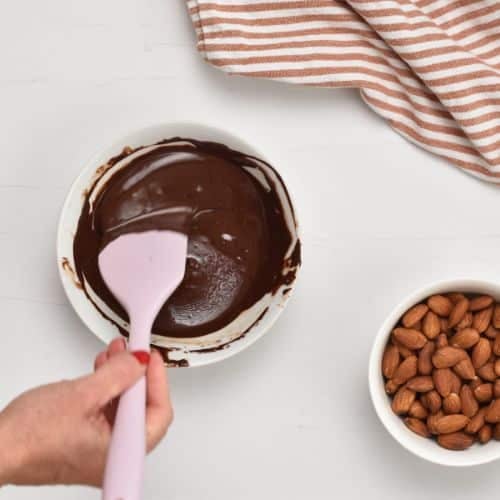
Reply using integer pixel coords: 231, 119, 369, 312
369, 279, 500, 467
57, 122, 300, 367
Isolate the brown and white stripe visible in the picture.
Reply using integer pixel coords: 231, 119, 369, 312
186, 0, 500, 182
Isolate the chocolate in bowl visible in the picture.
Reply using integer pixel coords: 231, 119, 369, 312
59, 126, 300, 367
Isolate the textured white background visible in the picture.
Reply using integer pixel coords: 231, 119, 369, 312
1, 1, 500, 499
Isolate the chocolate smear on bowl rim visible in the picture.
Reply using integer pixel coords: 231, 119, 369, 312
61, 257, 82, 290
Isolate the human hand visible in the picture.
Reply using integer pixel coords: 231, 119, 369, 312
0, 338, 173, 487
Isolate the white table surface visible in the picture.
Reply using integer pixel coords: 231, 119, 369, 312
1, 1, 500, 499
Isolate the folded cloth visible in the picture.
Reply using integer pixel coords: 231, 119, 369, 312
186, 0, 500, 183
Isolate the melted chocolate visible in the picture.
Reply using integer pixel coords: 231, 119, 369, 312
73, 138, 300, 339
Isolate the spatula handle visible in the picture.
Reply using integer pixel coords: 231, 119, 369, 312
102, 375, 146, 500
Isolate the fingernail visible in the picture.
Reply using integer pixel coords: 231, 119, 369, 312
120, 337, 127, 349
132, 351, 150, 365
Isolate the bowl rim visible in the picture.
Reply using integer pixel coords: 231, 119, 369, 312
56, 121, 301, 367
368, 278, 500, 467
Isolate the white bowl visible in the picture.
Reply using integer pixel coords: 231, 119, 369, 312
57, 122, 300, 367
369, 279, 500, 466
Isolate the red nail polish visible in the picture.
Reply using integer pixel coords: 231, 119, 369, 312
132, 351, 150, 365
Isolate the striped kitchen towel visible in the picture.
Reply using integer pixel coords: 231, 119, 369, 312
186, 0, 500, 183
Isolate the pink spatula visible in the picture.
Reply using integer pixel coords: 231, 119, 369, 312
98, 230, 188, 500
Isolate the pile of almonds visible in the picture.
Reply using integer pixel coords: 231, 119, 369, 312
382, 293, 500, 450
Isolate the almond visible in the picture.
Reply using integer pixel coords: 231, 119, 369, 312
427, 411, 444, 434
494, 380, 500, 399
420, 393, 429, 410
422, 311, 440, 339
405, 417, 430, 438
447, 293, 466, 304
437, 432, 474, 450
470, 378, 483, 391
436, 333, 448, 349
434, 414, 469, 434
450, 328, 480, 349
469, 295, 494, 312
413, 320, 422, 331
494, 423, 500, 440
489, 346, 496, 363
393, 339, 414, 359
477, 362, 496, 382
478, 424, 492, 444
494, 305, 500, 329
473, 306, 493, 333
382, 344, 400, 379
472, 338, 492, 369
409, 401, 428, 420
428, 295, 453, 317
485, 400, 500, 423
466, 408, 486, 434
392, 356, 418, 385
453, 358, 476, 380
449, 298, 470, 328
486, 325, 499, 340
449, 371, 462, 394
433, 369, 453, 397
423, 390, 442, 415
393, 328, 427, 350
432, 347, 467, 368
418, 341, 435, 375
391, 387, 416, 415
493, 333, 500, 356
474, 383, 493, 403
402, 304, 429, 328
440, 319, 450, 335
443, 393, 461, 415
461, 385, 479, 418
495, 359, 500, 377
456, 312, 473, 330
407, 376, 434, 393
385, 380, 399, 395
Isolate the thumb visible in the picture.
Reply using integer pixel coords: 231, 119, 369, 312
80, 351, 147, 407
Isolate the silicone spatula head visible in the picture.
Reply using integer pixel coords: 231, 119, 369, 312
98, 230, 188, 341
98, 229, 188, 500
